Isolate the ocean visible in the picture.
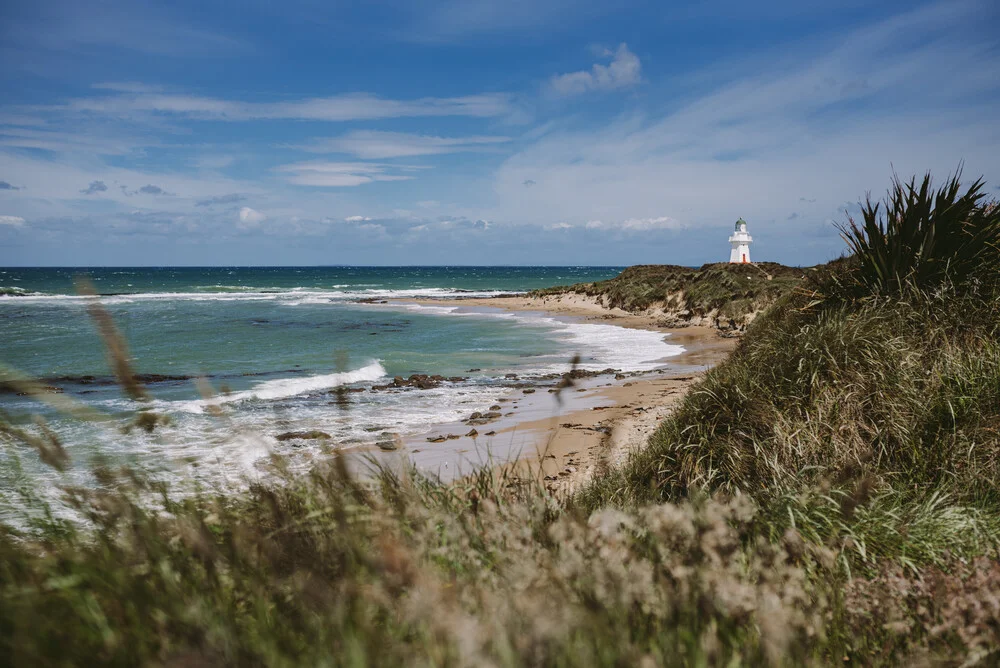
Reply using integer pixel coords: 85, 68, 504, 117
0, 267, 685, 493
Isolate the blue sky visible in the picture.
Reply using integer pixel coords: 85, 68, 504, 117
0, 0, 998, 266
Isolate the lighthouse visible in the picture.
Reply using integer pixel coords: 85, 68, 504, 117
728, 218, 752, 263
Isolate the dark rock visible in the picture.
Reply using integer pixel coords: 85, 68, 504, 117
427, 436, 447, 443
489, 405, 502, 410
134, 373, 193, 384
522, 388, 535, 394
466, 428, 479, 437
275, 430, 331, 442
504, 373, 518, 379
467, 368, 481, 372
376, 435, 400, 451
485, 431, 496, 436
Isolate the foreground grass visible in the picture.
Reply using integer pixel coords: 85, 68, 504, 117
1, 459, 852, 666
3, 172, 1000, 665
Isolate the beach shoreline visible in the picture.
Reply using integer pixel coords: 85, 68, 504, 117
381, 294, 736, 490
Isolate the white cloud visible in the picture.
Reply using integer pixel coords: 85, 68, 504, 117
0, 215, 26, 227
296, 130, 511, 159
345, 215, 373, 222
549, 43, 642, 96
491, 0, 1000, 250
237, 207, 266, 229
585, 217, 682, 231
357, 223, 387, 237
63, 91, 514, 122
276, 161, 417, 187
0, 126, 161, 155
91, 82, 167, 94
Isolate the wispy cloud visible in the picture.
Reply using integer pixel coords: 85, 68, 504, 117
549, 43, 642, 96
492, 0, 1000, 253
0, 215, 26, 227
402, 0, 624, 42
276, 161, 419, 187
294, 130, 511, 159
1, 0, 242, 59
0, 181, 20, 190
135, 184, 174, 196
91, 82, 167, 94
80, 180, 108, 195
63, 91, 515, 122
585, 216, 682, 231
0, 126, 160, 155
195, 193, 246, 207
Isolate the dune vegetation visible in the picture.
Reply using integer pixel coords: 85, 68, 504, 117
2, 171, 1000, 666
531, 261, 809, 329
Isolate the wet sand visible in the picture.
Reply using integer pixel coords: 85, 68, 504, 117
373, 294, 736, 491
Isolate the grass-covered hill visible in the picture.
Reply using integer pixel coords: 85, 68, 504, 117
2, 171, 1000, 666
532, 261, 812, 330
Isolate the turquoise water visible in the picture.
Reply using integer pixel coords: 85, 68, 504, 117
1, 267, 683, 491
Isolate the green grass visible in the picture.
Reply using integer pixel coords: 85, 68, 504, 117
532, 262, 809, 325
3, 172, 1000, 665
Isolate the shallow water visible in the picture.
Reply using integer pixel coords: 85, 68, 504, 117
0, 266, 683, 492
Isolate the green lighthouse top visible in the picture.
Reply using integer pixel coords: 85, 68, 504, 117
735, 218, 746, 230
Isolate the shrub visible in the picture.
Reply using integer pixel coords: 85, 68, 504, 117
838, 169, 1000, 295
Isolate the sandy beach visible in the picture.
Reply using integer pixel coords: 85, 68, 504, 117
387, 294, 737, 491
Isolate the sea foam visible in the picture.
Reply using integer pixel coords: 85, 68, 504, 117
171, 361, 387, 413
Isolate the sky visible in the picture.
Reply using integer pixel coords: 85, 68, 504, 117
0, 0, 998, 267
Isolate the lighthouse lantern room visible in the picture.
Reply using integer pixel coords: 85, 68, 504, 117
728, 218, 752, 263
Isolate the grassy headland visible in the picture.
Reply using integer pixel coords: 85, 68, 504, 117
531, 261, 810, 331
2, 172, 1000, 665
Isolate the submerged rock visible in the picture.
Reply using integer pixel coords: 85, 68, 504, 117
373, 374, 469, 391
275, 430, 331, 442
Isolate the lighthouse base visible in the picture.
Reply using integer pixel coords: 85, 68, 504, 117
729, 244, 751, 263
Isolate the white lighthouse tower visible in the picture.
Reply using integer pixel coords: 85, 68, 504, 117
728, 218, 752, 263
